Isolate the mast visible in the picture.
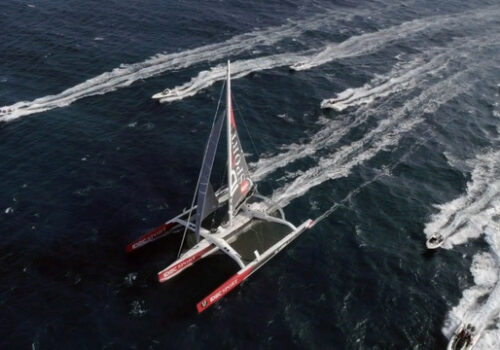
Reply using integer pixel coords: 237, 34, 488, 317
226, 60, 233, 227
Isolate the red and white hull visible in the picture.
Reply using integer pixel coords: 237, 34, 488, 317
196, 219, 313, 313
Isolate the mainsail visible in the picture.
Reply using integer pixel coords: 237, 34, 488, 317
195, 60, 253, 240
226, 63, 253, 216
194, 110, 225, 241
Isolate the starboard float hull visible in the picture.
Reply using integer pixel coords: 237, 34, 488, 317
196, 219, 313, 313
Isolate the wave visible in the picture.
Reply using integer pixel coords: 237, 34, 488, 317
2, 5, 497, 122
320, 50, 446, 111
424, 150, 500, 248
251, 35, 498, 182
156, 52, 307, 103
425, 149, 500, 347
0, 8, 352, 122
270, 70, 475, 207
319, 33, 500, 111
154, 6, 500, 104
291, 5, 500, 71
443, 223, 500, 349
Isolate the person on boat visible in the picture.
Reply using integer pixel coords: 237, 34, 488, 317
429, 234, 443, 244
161, 88, 179, 96
465, 333, 472, 346
454, 330, 467, 350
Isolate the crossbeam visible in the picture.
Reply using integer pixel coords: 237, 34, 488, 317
200, 231, 246, 268
244, 208, 297, 231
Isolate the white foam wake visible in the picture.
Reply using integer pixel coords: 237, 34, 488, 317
291, 5, 500, 71
155, 7, 499, 105
425, 149, 500, 347
0, 8, 353, 122
157, 52, 307, 103
424, 150, 500, 248
443, 221, 500, 349
271, 70, 474, 207
320, 48, 449, 111
251, 35, 497, 182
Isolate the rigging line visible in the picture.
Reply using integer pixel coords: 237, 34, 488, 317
209, 151, 227, 233
177, 79, 227, 258
309, 72, 472, 228
311, 118, 442, 228
232, 95, 260, 162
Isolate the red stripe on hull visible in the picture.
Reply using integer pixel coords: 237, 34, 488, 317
158, 245, 212, 282
196, 267, 253, 313
126, 222, 177, 253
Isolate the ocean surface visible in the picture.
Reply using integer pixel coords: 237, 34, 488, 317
1, 0, 500, 348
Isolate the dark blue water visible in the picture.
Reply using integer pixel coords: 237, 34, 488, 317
1, 0, 500, 348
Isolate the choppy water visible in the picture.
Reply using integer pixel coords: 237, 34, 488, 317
1, 0, 500, 348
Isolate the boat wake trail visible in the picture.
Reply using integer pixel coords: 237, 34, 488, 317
156, 53, 307, 103
155, 6, 499, 104
443, 224, 500, 350
424, 150, 500, 249
291, 5, 500, 71
251, 35, 497, 182
320, 49, 451, 111
271, 70, 475, 207
0, 9, 347, 122
424, 146, 500, 347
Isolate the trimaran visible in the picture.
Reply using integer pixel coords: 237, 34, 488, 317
127, 61, 313, 313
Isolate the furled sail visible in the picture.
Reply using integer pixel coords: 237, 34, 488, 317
194, 111, 225, 241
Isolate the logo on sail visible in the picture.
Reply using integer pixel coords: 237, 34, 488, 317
230, 129, 251, 199
240, 179, 250, 195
